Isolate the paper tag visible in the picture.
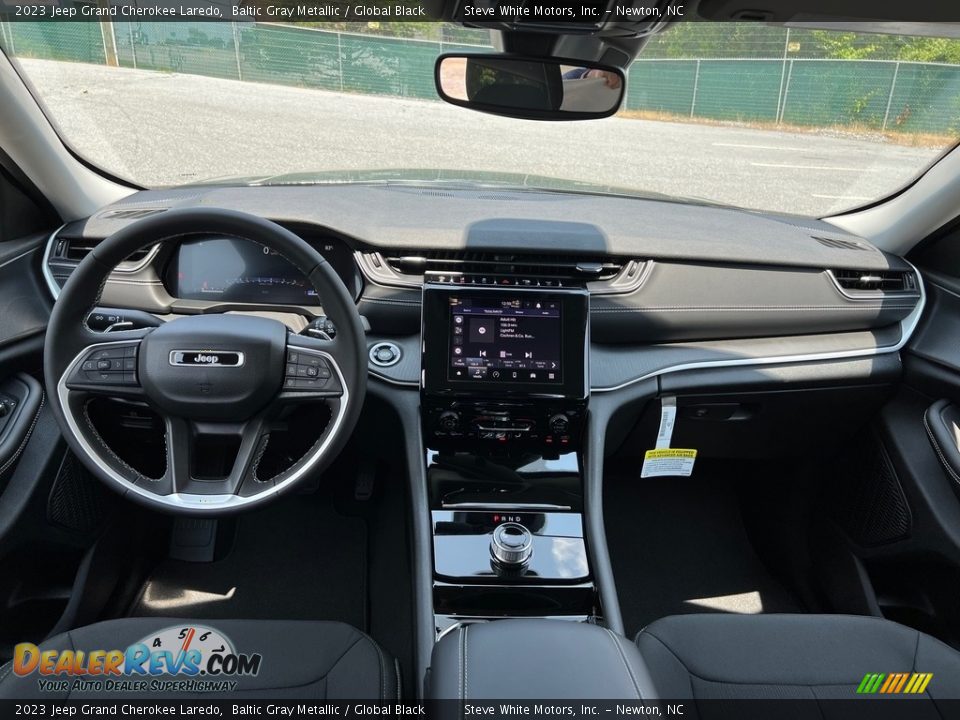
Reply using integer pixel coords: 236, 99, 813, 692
655, 396, 677, 449
641, 396, 697, 477
641, 448, 698, 478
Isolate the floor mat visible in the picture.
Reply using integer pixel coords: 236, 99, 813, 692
604, 473, 803, 638
129, 497, 367, 630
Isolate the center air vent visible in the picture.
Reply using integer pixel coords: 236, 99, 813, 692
388, 251, 622, 279
358, 250, 647, 295
830, 269, 919, 296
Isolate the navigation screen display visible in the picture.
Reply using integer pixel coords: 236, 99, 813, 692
169, 237, 318, 305
448, 296, 562, 384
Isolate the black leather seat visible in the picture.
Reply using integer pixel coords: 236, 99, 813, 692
0, 618, 398, 699
635, 614, 960, 700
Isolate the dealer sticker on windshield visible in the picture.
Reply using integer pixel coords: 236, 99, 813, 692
641, 448, 698, 478
641, 396, 698, 477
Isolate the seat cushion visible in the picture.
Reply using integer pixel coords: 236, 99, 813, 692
0, 618, 398, 700
636, 613, 960, 701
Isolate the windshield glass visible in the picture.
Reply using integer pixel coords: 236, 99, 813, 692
3, 21, 959, 216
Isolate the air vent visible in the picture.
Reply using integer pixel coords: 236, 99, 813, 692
56, 236, 151, 264
99, 207, 168, 220
830, 269, 919, 295
813, 236, 872, 252
387, 251, 623, 280
359, 250, 648, 295
45, 228, 158, 296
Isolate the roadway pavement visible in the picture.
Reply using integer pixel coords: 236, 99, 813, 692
20, 58, 942, 216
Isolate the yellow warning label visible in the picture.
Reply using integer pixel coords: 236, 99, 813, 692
641, 448, 698, 478
644, 449, 697, 459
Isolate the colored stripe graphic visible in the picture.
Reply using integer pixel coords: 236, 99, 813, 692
857, 672, 933, 694
916, 673, 934, 694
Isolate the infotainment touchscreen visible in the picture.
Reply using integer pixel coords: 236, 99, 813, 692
447, 296, 563, 384
421, 285, 589, 398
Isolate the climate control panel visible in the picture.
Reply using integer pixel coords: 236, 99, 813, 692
423, 399, 585, 453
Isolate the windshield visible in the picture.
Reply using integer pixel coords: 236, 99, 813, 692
3, 20, 960, 216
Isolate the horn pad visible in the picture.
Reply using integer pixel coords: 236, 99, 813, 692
139, 314, 287, 421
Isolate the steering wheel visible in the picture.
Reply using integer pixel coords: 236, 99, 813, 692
43, 208, 366, 515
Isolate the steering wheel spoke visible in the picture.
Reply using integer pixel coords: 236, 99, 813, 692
157, 415, 272, 504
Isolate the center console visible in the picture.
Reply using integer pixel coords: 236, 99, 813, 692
421, 283, 597, 633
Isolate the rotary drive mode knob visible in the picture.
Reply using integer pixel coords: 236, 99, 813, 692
548, 413, 570, 435
490, 523, 533, 567
438, 411, 461, 432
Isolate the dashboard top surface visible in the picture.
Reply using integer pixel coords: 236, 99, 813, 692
66, 184, 898, 271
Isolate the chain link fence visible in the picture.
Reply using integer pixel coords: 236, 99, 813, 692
627, 57, 960, 133
2, 20, 960, 134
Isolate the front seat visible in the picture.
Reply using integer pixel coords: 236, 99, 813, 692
0, 618, 398, 699
635, 614, 960, 701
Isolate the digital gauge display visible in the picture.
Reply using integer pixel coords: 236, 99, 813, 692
168, 237, 318, 305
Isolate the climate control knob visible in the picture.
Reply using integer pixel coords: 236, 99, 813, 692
548, 414, 570, 435
490, 523, 533, 567
438, 411, 461, 432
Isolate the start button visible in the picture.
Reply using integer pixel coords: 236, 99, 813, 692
369, 342, 402, 367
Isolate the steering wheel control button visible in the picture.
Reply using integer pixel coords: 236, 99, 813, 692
284, 348, 337, 392
369, 342, 402, 368
490, 522, 534, 567
70, 343, 140, 388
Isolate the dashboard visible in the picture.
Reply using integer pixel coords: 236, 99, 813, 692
39, 183, 924, 398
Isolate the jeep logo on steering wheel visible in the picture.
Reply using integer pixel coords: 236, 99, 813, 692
169, 350, 245, 367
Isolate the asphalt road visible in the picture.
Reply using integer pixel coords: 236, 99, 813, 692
21, 58, 942, 216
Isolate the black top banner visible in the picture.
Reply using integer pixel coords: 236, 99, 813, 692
0, 0, 660, 23
1, 0, 958, 23
0, 0, 701, 23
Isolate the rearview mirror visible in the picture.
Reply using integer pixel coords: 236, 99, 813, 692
435, 54, 625, 120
